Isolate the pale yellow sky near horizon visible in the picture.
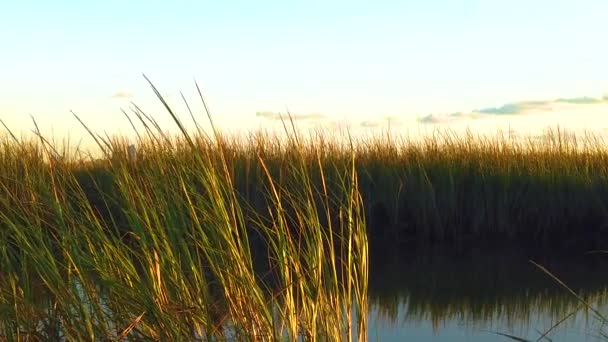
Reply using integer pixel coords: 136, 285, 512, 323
2, 0, 608, 153
2, 92, 608, 156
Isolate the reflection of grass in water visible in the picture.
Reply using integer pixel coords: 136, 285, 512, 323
0, 78, 368, 341
525, 260, 608, 341
368, 242, 608, 334
484, 260, 608, 341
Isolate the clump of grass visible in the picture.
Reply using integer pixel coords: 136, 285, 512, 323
351, 127, 608, 243
57, 121, 608, 245
0, 78, 368, 341
4, 76, 608, 340
101, 123, 608, 245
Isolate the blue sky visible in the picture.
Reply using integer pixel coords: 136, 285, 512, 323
1, 0, 608, 145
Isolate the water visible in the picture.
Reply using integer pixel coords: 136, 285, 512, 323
13, 235, 608, 341
367, 239, 608, 341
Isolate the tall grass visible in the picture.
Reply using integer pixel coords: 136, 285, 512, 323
0, 81, 368, 341
42, 123, 608, 245
351, 128, 608, 242
3, 79, 608, 340
94, 124, 608, 245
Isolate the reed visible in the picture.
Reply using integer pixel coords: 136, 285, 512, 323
36, 114, 608, 248
0, 81, 368, 341
67, 125, 608, 246
3, 78, 608, 340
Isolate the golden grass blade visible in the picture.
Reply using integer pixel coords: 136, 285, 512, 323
115, 311, 146, 341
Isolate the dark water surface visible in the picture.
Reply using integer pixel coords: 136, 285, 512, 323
367, 239, 608, 341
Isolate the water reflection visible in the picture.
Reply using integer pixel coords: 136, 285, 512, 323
368, 239, 608, 341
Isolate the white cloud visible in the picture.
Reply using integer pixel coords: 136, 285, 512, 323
111, 90, 134, 99
418, 94, 608, 124
256, 111, 327, 121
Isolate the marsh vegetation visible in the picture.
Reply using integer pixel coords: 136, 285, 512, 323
2, 80, 608, 340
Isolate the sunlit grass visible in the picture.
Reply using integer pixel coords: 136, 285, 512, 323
2, 77, 608, 340
0, 79, 368, 341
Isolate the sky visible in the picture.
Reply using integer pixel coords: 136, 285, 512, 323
1, 0, 608, 148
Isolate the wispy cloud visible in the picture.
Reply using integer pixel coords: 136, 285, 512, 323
256, 111, 327, 121
476, 100, 553, 115
418, 112, 477, 124
360, 121, 381, 128
418, 94, 608, 124
359, 117, 404, 128
555, 96, 607, 105
111, 90, 134, 99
